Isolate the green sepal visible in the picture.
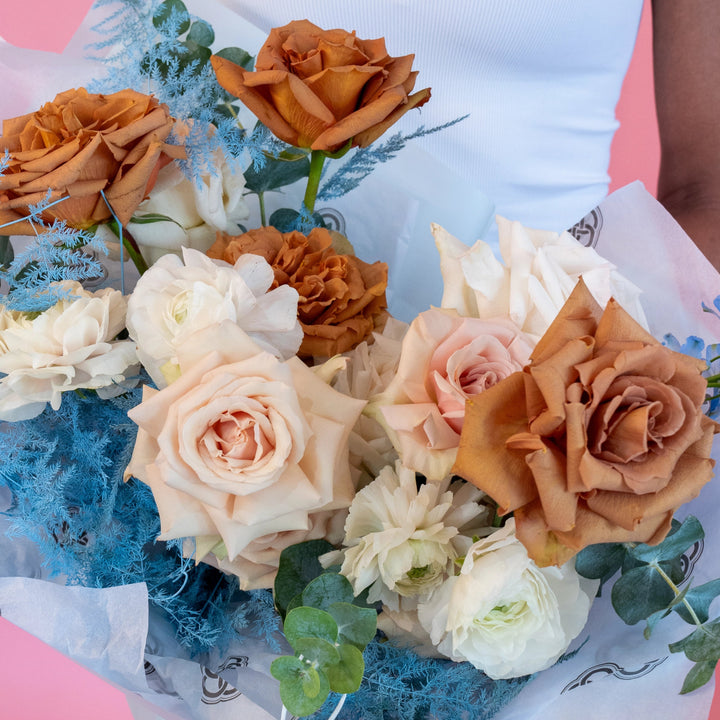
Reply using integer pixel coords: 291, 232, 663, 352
326, 643, 365, 694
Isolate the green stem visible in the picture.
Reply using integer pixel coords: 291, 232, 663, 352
258, 191, 267, 227
121, 229, 149, 275
652, 561, 703, 626
303, 150, 326, 215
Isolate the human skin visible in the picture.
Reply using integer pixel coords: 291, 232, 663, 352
652, 0, 720, 270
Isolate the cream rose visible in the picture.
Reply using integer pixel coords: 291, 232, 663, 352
0, 282, 137, 421
372, 308, 532, 481
126, 247, 302, 388
334, 461, 489, 611
433, 218, 648, 339
417, 520, 597, 679
128, 154, 249, 266
125, 321, 365, 589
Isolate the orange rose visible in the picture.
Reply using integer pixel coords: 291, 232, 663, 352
211, 20, 431, 152
453, 280, 718, 567
0, 88, 183, 234
208, 225, 388, 357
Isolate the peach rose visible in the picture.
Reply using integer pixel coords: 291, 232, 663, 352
208, 225, 388, 357
0, 88, 183, 233
125, 321, 365, 589
454, 280, 718, 567
373, 308, 533, 481
210, 20, 430, 152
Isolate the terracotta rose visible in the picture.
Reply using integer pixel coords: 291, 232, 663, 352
209, 225, 388, 357
211, 20, 430, 152
453, 280, 718, 567
0, 88, 183, 233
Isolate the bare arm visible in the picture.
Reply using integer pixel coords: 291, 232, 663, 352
652, 0, 720, 269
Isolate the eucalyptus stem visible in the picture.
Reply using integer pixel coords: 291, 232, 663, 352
257, 191, 267, 226
652, 561, 703, 626
303, 150, 326, 214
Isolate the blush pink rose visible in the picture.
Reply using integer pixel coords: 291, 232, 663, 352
372, 308, 534, 481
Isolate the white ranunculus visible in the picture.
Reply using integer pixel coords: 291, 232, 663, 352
433, 218, 648, 339
129, 154, 249, 266
417, 519, 597, 679
337, 461, 489, 611
126, 247, 302, 387
0, 282, 137, 421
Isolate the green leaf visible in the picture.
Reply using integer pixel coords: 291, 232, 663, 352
178, 40, 212, 73
244, 153, 310, 193
187, 19, 214, 47
643, 607, 671, 640
669, 620, 720, 662
680, 660, 717, 694
629, 516, 704, 564
328, 602, 377, 649
274, 539, 335, 616
611, 565, 675, 625
130, 213, 183, 227
293, 637, 339, 669
272, 657, 330, 717
675, 579, 720, 625
215, 46, 254, 70
268, 208, 326, 232
153, 0, 190, 34
301, 573, 355, 611
575, 543, 626, 582
326, 643, 365, 694
0, 235, 14, 268
284, 607, 338, 649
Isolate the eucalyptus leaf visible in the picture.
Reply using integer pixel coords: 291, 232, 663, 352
329, 602, 377, 649
611, 565, 675, 625
675, 579, 720, 624
680, 660, 717, 694
643, 607, 671, 640
268, 208, 326, 232
301, 573, 355, 612
575, 543, 626, 583
271, 654, 306, 683
215, 46, 254, 70
629, 516, 703, 564
152, 0, 190, 34
669, 619, 720, 662
284, 607, 338, 648
274, 539, 335, 615
187, 19, 214, 47
293, 637, 340, 669
244, 153, 310, 193
326, 643, 364, 694
0, 235, 14, 267
273, 658, 330, 717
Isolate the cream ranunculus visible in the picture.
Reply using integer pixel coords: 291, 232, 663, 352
371, 308, 533, 481
0, 282, 137, 421
129, 154, 249, 266
433, 218, 648, 340
125, 321, 365, 589
126, 247, 302, 388
417, 519, 597, 679
336, 461, 489, 611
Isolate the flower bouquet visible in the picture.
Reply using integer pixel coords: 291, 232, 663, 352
1, 3, 720, 720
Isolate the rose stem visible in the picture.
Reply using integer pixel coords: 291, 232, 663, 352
257, 191, 267, 226
303, 150, 326, 214
120, 227, 149, 275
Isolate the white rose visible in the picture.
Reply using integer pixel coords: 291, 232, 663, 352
433, 218, 648, 339
337, 462, 489, 611
0, 282, 137, 421
129, 154, 249, 265
417, 519, 597, 679
126, 247, 302, 387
